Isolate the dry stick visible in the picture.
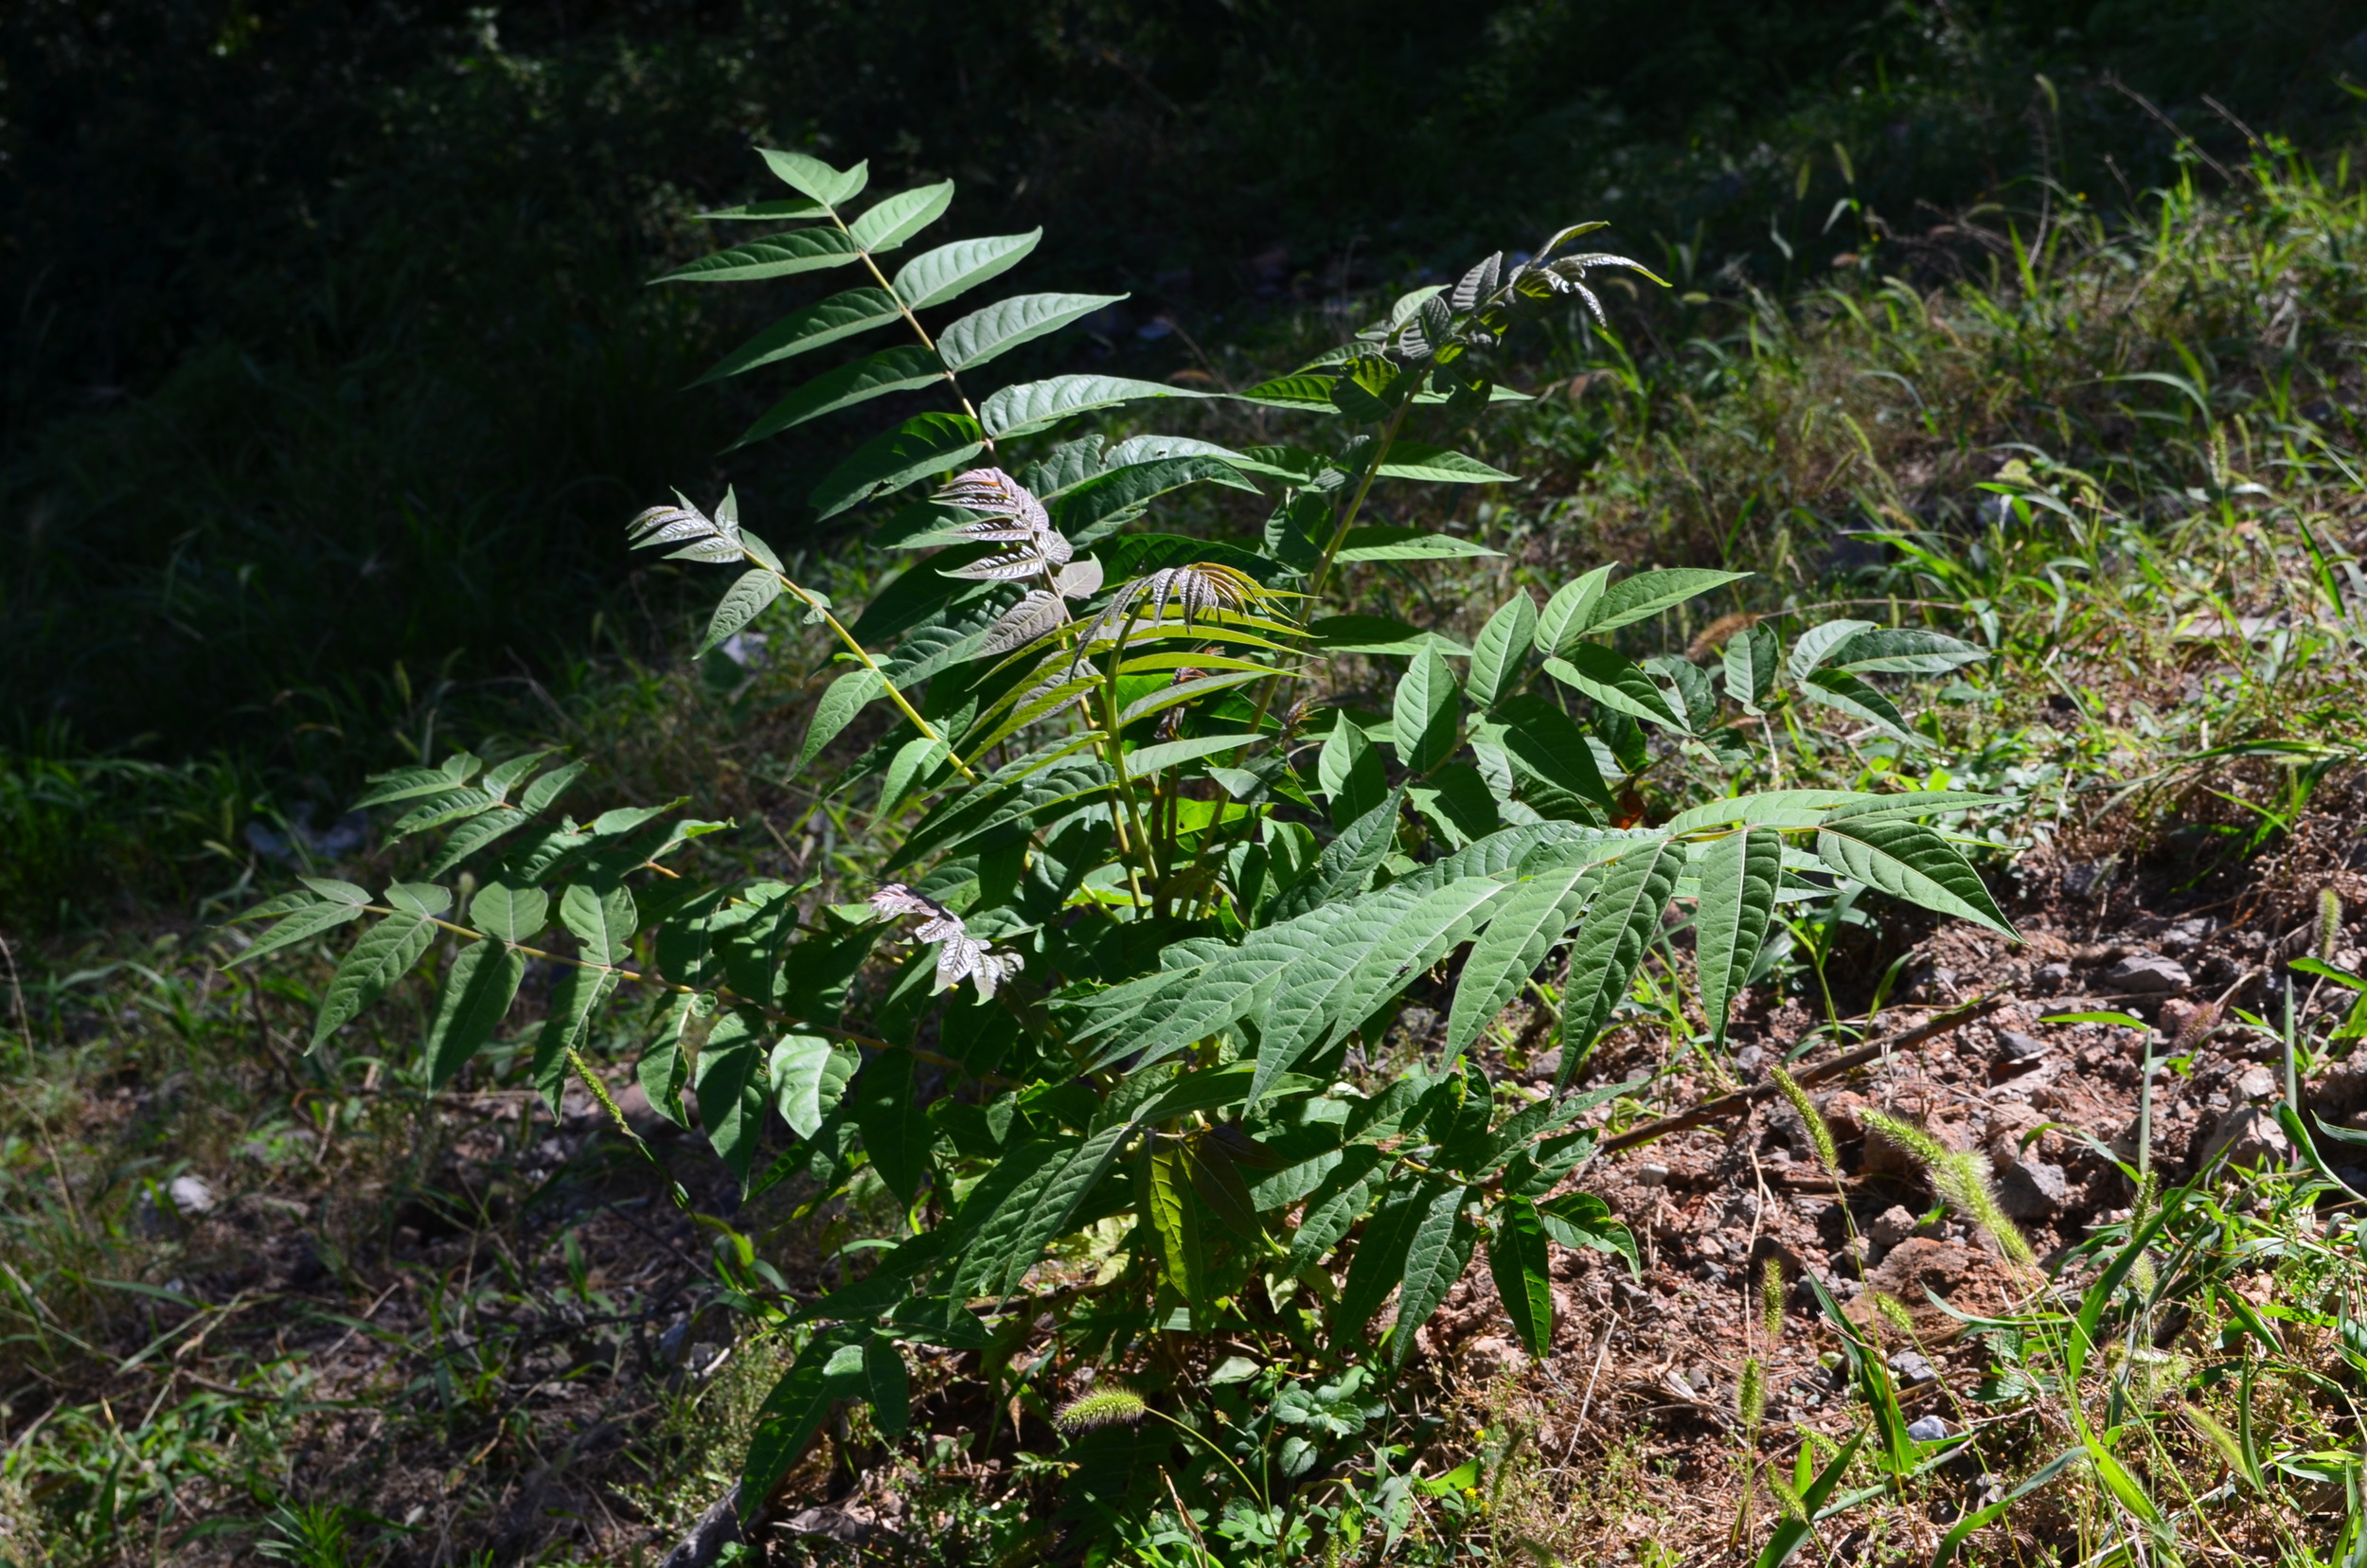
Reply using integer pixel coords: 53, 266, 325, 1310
1596, 995, 2008, 1155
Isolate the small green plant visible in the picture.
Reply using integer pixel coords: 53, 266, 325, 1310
233, 149, 2017, 1556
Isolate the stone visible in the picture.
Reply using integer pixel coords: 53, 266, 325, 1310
2103, 953, 2190, 995
2034, 961, 2073, 991
1887, 1349, 1939, 1386
1634, 1163, 1670, 1188
1870, 1205, 1919, 1249
1995, 1029, 2051, 1062
167, 1174, 217, 1217
1984, 1101, 2048, 1161
1993, 1157, 2067, 1221
1522, 1048, 1562, 1083
2198, 1105, 2290, 1171
1906, 1415, 1950, 1442
1863, 1238, 1983, 1304
2234, 1066, 2278, 1103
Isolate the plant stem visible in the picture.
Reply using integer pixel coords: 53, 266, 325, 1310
768, 571, 980, 783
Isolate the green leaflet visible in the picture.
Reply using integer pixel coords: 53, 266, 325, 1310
1487, 1199, 1555, 1360
698, 569, 784, 657
1391, 646, 1460, 774
693, 289, 902, 385
937, 292, 1127, 372
797, 668, 888, 774
1444, 861, 1593, 1059
1826, 626, 1988, 674
517, 761, 587, 815
638, 994, 697, 1129
1374, 444, 1517, 484
852, 1052, 931, 1203
469, 882, 547, 945
1047, 456, 1261, 543
696, 1010, 770, 1185
226, 900, 365, 968
1694, 829, 1781, 1047
1318, 712, 1386, 828
352, 754, 477, 808
1148, 1144, 1206, 1309
655, 226, 862, 284
772, 1032, 860, 1139
892, 230, 1042, 311
1336, 1182, 1427, 1334
1557, 836, 1686, 1077
1492, 694, 1613, 810
1467, 593, 1536, 709
1544, 645, 1686, 732
1536, 1192, 1639, 1274
533, 965, 617, 1114
810, 413, 985, 523
1815, 817, 2016, 936
1112, 902, 1361, 1071
430, 808, 532, 876
1722, 623, 1779, 709
1391, 1183, 1477, 1367
1285, 1147, 1383, 1273
1577, 567, 1749, 635
1333, 526, 1502, 562
561, 882, 637, 969
1532, 565, 1612, 657
311, 910, 436, 1048
1800, 668, 1923, 744
758, 148, 868, 205
863, 1338, 912, 1439
424, 940, 525, 1088
943, 1135, 1077, 1299
732, 346, 946, 450
847, 181, 954, 253
976, 1120, 1133, 1301
1787, 617, 1878, 680
739, 1324, 867, 1505
981, 375, 1210, 439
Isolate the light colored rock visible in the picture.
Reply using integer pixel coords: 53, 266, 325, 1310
1994, 1157, 2067, 1221
2104, 953, 2190, 994
1870, 1205, 1919, 1249
2234, 1066, 2278, 1103
1887, 1349, 1939, 1386
1906, 1415, 1949, 1441
167, 1174, 216, 1217
1634, 1163, 1670, 1189
2198, 1105, 2289, 1171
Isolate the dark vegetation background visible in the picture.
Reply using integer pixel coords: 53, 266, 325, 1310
3, 0, 2363, 928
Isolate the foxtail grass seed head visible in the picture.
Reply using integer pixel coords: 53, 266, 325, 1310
1760, 1257, 1785, 1345
1055, 1385, 1148, 1433
2173, 998, 2222, 1055
2321, 887, 2344, 964
1736, 1358, 1766, 1430
1860, 1111, 2037, 1269
1770, 1065, 1840, 1176
1872, 1292, 1915, 1335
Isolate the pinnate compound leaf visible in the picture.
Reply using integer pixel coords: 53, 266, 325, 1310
771, 1032, 860, 1139
1467, 593, 1537, 709
1392, 1183, 1478, 1366
733, 347, 945, 449
1558, 836, 1686, 1073
425, 941, 525, 1088
1488, 1199, 1556, 1359
892, 230, 1042, 310
1544, 645, 1686, 731
312, 911, 436, 1048
981, 375, 1210, 438
1694, 829, 1781, 1047
227, 900, 365, 968
1800, 668, 1923, 744
798, 668, 888, 774
1391, 646, 1460, 773
656, 226, 861, 284
847, 181, 953, 254
809, 413, 986, 522
1815, 817, 2016, 936
699, 569, 785, 657
937, 293, 1127, 372
757, 149, 868, 205
1445, 862, 1593, 1058
693, 289, 901, 385
1578, 568, 1749, 635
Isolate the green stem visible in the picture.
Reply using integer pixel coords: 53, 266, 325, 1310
767, 571, 979, 784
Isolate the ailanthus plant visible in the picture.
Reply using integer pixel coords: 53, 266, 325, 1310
234, 149, 2013, 1557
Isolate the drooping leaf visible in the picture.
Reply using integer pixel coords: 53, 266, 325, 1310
654, 227, 862, 284
1799, 668, 1923, 744
696, 1010, 770, 1185
863, 1337, 912, 1439
1544, 644, 1687, 731
1558, 836, 1686, 1073
810, 413, 986, 525
698, 569, 786, 657
1274, 784, 1400, 919
1487, 1199, 1556, 1359
1336, 1183, 1426, 1334
1391, 646, 1460, 774
732, 346, 946, 449
693, 289, 902, 385
757, 148, 868, 206
531, 965, 617, 1114
981, 375, 1210, 439
1694, 829, 1781, 1047
1317, 713, 1387, 829
771, 1032, 861, 1139
1467, 593, 1537, 709
311, 910, 436, 1047
739, 1324, 867, 1505
1148, 1144, 1206, 1309
1577, 568, 1750, 635
424, 940, 525, 1088
797, 668, 889, 774
1391, 1183, 1478, 1366
1815, 817, 2016, 936
1491, 694, 1613, 810
1536, 1191, 1639, 1274
1444, 861, 1593, 1058
847, 181, 954, 253
892, 230, 1043, 311
937, 293, 1127, 372
852, 1052, 931, 1203
1786, 618, 1878, 680
1285, 1148, 1383, 1273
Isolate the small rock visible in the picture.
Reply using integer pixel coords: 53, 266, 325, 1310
1906, 1415, 1950, 1442
2234, 1066, 2279, 1103
2198, 1105, 2290, 1171
1522, 1048, 1562, 1083
167, 1174, 217, 1217
1634, 1163, 1670, 1189
1835, 1236, 1873, 1269
1870, 1205, 1919, 1249
2034, 961, 2073, 991
2103, 953, 2190, 995
1887, 1348, 1939, 1386
1994, 1157, 2067, 1221
1995, 1029, 2050, 1062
